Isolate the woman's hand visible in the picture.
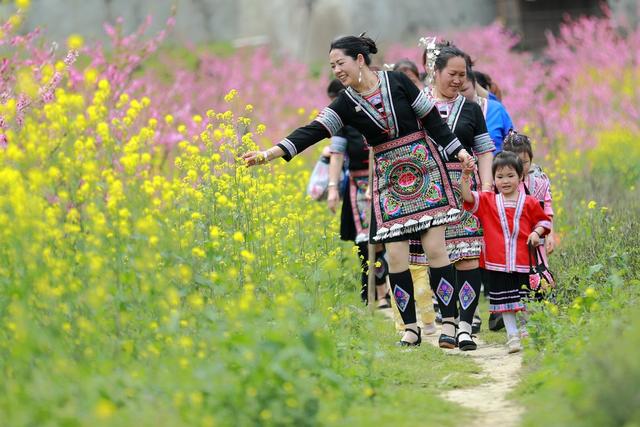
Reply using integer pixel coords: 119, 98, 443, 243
241, 150, 268, 167
527, 231, 541, 246
462, 164, 474, 177
457, 149, 476, 170
364, 185, 372, 201
327, 186, 339, 213
545, 232, 555, 254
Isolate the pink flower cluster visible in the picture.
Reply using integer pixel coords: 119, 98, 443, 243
135, 46, 328, 145
385, 7, 640, 153
3, 6, 639, 154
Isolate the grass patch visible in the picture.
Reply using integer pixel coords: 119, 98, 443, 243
514, 166, 640, 427
329, 311, 483, 426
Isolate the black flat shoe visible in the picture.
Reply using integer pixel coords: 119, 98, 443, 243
438, 320, 457, 349
457, 331, 477, 351
489, 313, 505, 331
398, 327, 421, 347
472, 314, 482, 334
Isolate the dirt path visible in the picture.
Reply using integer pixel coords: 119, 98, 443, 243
424, 333, 524, 427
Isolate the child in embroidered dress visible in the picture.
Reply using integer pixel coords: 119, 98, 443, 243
460, 152, 552, 353
503, 131, 556, 336
502, 130, 555, 258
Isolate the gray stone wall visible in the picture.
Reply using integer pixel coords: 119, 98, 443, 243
1, 0, 496, 62
1, 0, 635, 62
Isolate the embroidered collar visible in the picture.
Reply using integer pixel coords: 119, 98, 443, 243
426, 89, 465, 131
438, 94, 465, 131
496, 191, 526, 271
346, 71, 398, 138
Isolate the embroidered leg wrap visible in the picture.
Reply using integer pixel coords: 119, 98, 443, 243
430, 264, 457, 319
457, 268, 482, 325
389, 270, 416, 325
356, 242, 369, 303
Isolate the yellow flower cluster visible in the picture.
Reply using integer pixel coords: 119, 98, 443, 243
0, 67, 353, 423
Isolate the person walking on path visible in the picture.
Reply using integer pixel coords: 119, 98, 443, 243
411, 41, 494, 350
243, 34, 475, 347
459, 152, 551, 353
325, 78, 390, 308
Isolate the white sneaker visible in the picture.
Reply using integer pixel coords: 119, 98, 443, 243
507, 336, 522, 354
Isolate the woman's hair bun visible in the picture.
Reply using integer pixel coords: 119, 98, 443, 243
358, 32, 378, 55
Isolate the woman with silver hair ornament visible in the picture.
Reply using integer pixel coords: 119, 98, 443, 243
409, 38, 494, 351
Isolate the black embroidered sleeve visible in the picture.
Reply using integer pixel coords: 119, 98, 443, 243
276, 97, 350, 161
395, 72, 435, 118
393, 71, 462, 157
276, 122, 330, 161
421, 107, 463, 158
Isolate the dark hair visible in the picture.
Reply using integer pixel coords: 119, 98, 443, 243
474, 70, 503, 100
492, 151, 523, 179
474, 70, 492, 90
392, 59, 420, 79
503, 130, 534, 160
327, 78, 345, 98
463, 53, 475, 86
466, 68, 477, 87
330, 34, 378, 66
433, 45, 468, 73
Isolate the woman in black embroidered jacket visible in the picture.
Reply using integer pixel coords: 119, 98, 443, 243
243, 35, 475, 347
325, 78, 390, 307
412, 43, 495, 350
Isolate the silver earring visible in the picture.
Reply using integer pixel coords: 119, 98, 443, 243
358, 67, 362, 84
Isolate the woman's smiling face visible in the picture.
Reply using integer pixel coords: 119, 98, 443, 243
329, 49, 362, 88
434, 56, 466, 98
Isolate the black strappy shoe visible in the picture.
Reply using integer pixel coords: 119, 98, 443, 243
438, 320, 457, 349
456, 330, 477, 351
376, 302, 392, 310
398, 327, 422, 347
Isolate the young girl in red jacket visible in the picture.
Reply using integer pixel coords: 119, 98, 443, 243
460, 151, 551, 353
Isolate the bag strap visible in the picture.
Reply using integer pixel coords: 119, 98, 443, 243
528, 243, 536, 274
536, 246, 553, 273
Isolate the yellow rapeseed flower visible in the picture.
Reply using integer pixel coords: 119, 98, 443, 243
95, 399, 116, 419
587, 200, 597, 209
8, 14, 22, 28
179, 264, 193, 282
192, 247, 205, 258
364, 387, 376, 398
97, 79, 110, 91
66, 34, 84, 50
209, 226, 221, 239
259, 410, 272, 421
240, 250, 255, 262
15, 0, 31, 9
224, 89, 238, 103
232, 231, 244, 242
